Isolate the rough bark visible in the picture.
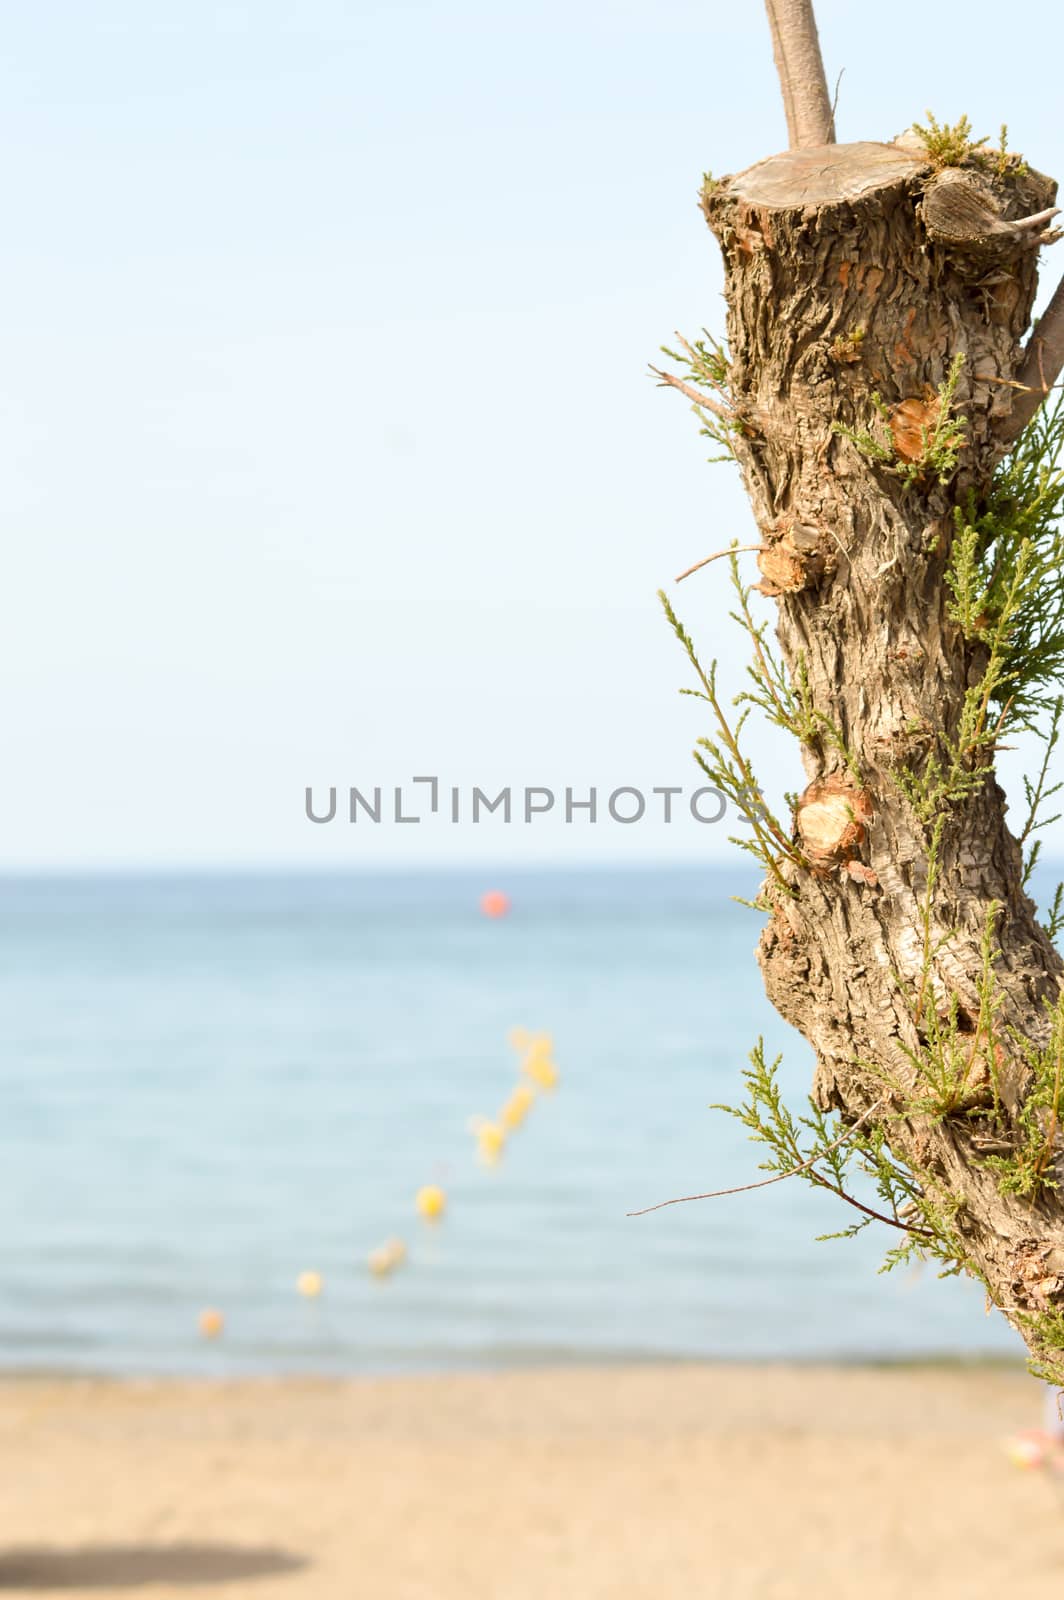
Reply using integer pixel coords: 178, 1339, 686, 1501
697, 139, 1064, 1373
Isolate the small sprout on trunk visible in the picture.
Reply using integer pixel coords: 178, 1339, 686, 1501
652, 328, 744, 462
828, 324, 866, 364
699, 170, 720, 208
980, 991, 1064, 1199
1022, 1304, 1064, 1387
658, 588, 805, 894
912, 112, 987, 169
986, 124, 1028, 178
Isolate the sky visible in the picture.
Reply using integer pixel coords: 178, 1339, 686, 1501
5, 0, 1064, 869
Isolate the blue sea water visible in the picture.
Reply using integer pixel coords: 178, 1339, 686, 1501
0, 866, 1031, 1375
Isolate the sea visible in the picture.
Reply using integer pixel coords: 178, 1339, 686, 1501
0, 865, 1037, 1376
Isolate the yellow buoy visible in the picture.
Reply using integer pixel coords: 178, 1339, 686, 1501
368, 1238, 407, 1278
297, 1270, 323, 1298
500, 1083, 536, 1130
474, 1120, 506, 1165
198, 1307, 224, 1339
416, 1184, 446, 1221
523, 1052, 559, 1090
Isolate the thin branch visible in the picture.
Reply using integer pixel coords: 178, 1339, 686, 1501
658, 590, 806, 889
627, 1100, 883, 1209
763, 0, 836, 149
830, 67, 844, 125
806, 1175, 935, 1238
631, 1160, 931, 1237
649, 365, 732, 425
984, 375, 1029, 390
676, 544, 763, 584
1018, 701, 1062, 846
1006, 206, 1061, 235
628, 1095, 899, 1216
1003, 272, 1064, 444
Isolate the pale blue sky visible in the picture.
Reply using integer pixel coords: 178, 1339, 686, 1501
5, 0, 1063, 867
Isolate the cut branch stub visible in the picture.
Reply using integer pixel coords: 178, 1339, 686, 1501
922, 168, 1061, 250
889, 394, 945, 464
795, 778, 874, 876
754, 522, 827, 596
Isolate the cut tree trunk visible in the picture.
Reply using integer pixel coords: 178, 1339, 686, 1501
700, 139, 1064, 1374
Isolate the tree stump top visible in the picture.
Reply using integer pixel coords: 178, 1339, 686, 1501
724, 141, 927, 210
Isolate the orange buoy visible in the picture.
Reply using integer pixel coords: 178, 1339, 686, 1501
198, 1308, 224, 1339
297, 1270, 323, 1298
480, 889, 511, 919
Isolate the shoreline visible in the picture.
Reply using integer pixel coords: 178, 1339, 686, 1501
0, 1348, 1033, 1384
2, 1362, 1061, 1599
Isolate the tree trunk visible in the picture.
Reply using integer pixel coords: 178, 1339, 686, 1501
695, 138, 1064, 1378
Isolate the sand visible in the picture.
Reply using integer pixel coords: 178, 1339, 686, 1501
0, 1363, 1060, 1598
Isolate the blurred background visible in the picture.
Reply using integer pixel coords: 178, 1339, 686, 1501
4, 0, 1063, 1380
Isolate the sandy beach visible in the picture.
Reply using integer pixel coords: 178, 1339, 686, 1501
0, 1363, 1060, 1598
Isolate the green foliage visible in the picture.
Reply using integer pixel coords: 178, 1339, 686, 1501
946, 393, 1064, 727
663, 328, 729, 390
980, 992, 1064, 1199
878, 821, 1064, 1206
893, 719, 993, 823
658, 588, 804, 895
901, 352, 968, 485
832, 353, 968, 488
830, 389, 894, 466
1018, 1305, 1064, 1387
714, 1041, 968, 1277
874, 829, 1005, 1122
657, 330, 739, 462
983, 123, 1029, 178
706, 828, 1055, 1289
1045, 886, 1064, 943
895, 896, 1005, 1120
1019, 697, 1064, 895
660, 555, 859, 894
714, 1041, 831, 1181
896, 394, 1064, 826
898, 542, 1017, 817
914, 118, 1028, 180
727, 556, 862, 780
867, 1152, 968, 1278
828, 324, 866, 364
912, 112, 986, 169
